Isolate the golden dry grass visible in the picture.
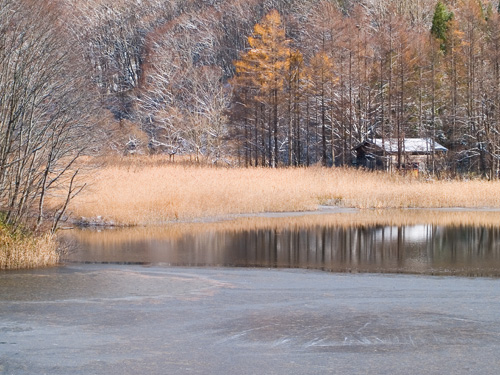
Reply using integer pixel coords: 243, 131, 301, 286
67, 155, 500, 226
0, 228, 59, 270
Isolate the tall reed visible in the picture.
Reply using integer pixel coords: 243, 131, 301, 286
0, 226, 59, 270
67, 156, 500, 226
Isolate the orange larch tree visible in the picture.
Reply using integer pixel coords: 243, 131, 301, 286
234, 9, 290, 167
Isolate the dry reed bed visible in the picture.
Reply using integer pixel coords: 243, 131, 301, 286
0, 229, 59, 270
68, 159, 500, 226
67, 210, 500, 246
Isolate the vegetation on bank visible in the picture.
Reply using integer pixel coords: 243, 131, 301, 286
67, 156, 500, 227
0, 2, 90, 269
0, 220, 59, 270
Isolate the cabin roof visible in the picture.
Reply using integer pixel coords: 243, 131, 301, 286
355, 138, 447, 154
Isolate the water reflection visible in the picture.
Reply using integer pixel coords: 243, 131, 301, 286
63, 219, 500, 276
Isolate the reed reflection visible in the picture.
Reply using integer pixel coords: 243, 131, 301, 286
64, 222, 500, 276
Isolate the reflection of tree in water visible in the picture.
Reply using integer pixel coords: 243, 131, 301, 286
432, 226, 500, 263
216, 225, 500, 276
68, 224, 500, 276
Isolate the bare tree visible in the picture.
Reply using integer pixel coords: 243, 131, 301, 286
137, 10, 230, 163
0, 0, 97, 231
183, 66, 232, 164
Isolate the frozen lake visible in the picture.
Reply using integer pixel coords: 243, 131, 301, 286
3, 216, 500, 374
1, 265, 500, 374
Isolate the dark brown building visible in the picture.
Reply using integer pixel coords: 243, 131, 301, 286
353, 138, 448, 173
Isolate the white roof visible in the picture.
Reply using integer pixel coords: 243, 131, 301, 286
372, 138, 447, 153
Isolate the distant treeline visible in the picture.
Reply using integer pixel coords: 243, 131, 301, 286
4, 0, 500, 187
77, 0, 500, 177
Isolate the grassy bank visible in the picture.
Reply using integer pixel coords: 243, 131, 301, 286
0, 224, 59, 270
66, 156, 500, 226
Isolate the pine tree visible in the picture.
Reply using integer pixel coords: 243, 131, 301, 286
431, 1, 453, 52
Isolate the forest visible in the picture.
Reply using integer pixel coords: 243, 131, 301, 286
2, 0, 500, 232
64, 0, 500, 178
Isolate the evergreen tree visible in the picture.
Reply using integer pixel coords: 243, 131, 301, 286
431, 1, 453, 52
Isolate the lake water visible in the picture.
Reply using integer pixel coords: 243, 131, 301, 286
5, 212, 500, 374
62, 213, 500, 277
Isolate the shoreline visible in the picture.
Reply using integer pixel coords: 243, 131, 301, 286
70, 205, 358, 228
68, 205, 500, 229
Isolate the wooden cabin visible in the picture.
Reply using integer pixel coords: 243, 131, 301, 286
353, 138, 448, 174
